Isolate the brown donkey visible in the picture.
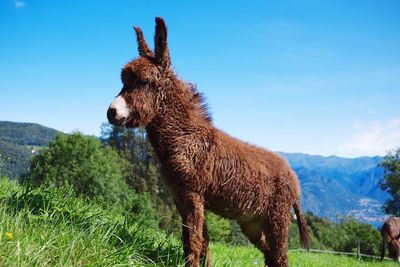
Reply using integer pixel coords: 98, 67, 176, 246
107, 17, 310, 267
381, 217, 400, 261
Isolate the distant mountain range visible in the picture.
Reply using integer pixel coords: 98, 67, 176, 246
0, 121, 390, 225
279, 152, 388, 226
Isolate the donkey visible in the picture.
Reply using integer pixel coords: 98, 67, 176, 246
107, 17, 310, 267
381, 217, 400, 261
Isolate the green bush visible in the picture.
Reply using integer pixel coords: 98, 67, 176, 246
332, 218, 381, 255
25, 133, 135, 211
304, 212, 381, 255
205, 212, 250, 245
206, 212, 231, 242
22, 132, 160, 229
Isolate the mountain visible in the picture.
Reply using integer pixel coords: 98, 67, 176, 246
0, 121, 59, 177
279, 152, 389, 226
0, 121, 59, 146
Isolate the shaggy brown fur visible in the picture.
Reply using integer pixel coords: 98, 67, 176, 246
107, 17, 310, 267
381, 217, 400, 261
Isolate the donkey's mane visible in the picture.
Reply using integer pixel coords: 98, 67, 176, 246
164, 75, 212, 123
187, 82, 212, 122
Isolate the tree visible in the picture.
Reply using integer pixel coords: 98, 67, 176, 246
100, 123, 181, 233
334, 218, 381, 255
302, 212, 381, 255
26, 132, 134, 209
380, 148, 400, 215
100, 123, 159, 194
0, 152, 5, 174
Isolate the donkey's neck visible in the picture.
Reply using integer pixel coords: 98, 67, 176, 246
145, 88, 213, 162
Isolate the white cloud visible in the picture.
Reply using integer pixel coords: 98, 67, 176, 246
14, 1, 26, 8
337, 118, 400, 157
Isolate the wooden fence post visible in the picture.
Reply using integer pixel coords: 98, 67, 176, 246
356, 240, 360, 261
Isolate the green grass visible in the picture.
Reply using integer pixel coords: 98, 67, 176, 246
211, 244, 398, 267
0, 178, 183, 266
0, 177, 396, 266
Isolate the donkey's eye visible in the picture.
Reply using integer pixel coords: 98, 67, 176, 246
137, 80, 148, 86
123, 79, 148, 92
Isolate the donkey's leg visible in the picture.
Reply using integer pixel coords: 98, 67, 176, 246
240, 220, 273, 267
265, 210, 291, 267
200, 223, 212, 267
180, 192, 206, 267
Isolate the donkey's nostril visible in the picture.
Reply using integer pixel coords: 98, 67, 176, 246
107, 108, 117, 123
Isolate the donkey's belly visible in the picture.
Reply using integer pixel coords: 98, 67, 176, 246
205, 198, 240, 219
204, 187, 269, 220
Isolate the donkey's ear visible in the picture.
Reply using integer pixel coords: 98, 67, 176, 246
154, 17, 170, 68
134, 26, 154, 58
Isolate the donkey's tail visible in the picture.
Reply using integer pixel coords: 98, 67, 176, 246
293, 200, 311, 251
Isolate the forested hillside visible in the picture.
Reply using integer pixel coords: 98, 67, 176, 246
0, 121, 59, 146
0, 121, 59, 177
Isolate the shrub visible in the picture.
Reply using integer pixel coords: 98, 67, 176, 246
25, 132, 134, 210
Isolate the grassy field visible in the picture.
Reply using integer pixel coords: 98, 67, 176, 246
211, 244, 397, 267
0, 177, 396, 267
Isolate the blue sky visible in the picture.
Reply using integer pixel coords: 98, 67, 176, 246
1, 0, 399, 158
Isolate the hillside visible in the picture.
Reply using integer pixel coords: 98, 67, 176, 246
0, 121, 59, 146
0, 121, 59, 177
280, 152, 388, 225
0, 177, 396, 267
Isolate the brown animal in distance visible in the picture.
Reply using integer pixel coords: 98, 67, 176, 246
107, 17, 310, 267
381, 217, 400, 261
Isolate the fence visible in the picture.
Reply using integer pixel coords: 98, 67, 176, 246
289, 243, 393, 262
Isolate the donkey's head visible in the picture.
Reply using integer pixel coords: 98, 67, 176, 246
107, 17, 171, 128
